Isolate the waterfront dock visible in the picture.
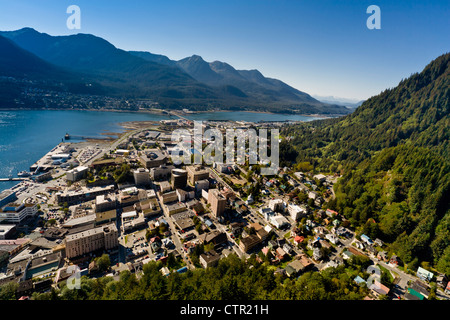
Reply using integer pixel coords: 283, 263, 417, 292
0, 178, 28, 182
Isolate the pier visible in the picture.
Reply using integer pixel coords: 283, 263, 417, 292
64, 133, 111, 140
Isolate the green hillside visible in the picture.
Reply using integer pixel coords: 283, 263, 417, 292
281, 53, 450, 274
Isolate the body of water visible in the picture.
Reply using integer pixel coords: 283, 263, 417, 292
0, 109, 322, 192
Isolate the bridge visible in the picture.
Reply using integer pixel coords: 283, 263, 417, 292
167, 111, 191, 122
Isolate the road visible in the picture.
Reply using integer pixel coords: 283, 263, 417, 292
154, 184, 195, 270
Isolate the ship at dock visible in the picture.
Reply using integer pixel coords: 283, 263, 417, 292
17, 171, 31, 177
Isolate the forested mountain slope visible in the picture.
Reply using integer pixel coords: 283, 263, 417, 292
281, 53, 450, 274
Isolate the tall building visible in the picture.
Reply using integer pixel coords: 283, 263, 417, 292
208, 189, 226, 218
171, 169, 187, 189
65, 223, 118, 259
66, 166, 88, 182
186, 165, 210, 185
133, 168, 151, 187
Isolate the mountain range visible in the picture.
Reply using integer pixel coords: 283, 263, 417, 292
282, 52, 450, 275
0, 27, 351, 114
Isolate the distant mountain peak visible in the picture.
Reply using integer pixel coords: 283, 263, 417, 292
0, 27, 352, 114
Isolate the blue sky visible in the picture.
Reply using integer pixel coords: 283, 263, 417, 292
0, 0, 448, 100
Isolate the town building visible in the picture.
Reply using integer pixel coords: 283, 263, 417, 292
66, 166, 88, 182
95, 209, 117, 226
135, 198, 161, 218
287, 204, 308, 221
0, 225, 16, 240
56, 185, 115, 205
239, 234, 261, 253
269, 214, 289, 229
171, 169, 187, 189
186, 165, 210, 185
133, 168, 151, 187
195, 179, 209, 195
199, 250, 221, 268
0, 202, 38, 224
94, 194, 117, 213
150, 165, 175, 181
207, 189, 226, 218
139, 149, 167, 169
268, 199, 284, 212
0, 190, 17, 208
159, 181, 172, 193
159, 191, 178, 204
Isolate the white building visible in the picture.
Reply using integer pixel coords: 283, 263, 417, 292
308, 191, 318, 200
313, 174, 327, 183
269, 214, 289, 229
325, 233, 340, 245
66, 165, 88, 182
51, 153, 70, 160
259, 207, 274, 221
0, 203, 38, 224
287, 204, 308, 221
268, 199, 284, 212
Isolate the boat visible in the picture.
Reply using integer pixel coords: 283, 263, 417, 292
64, 133, 70, 140
17, 171, 31, 177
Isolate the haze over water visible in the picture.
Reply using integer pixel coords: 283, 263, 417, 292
0, 109, 322, 191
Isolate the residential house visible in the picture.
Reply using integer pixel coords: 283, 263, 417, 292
325, 209, 338, 218
325, 233, 340, 245
410, 280, 430, 299
445, 282, 450, 295
285, 259, 305, 277
360, 234, 373, 246
389, 255, 400, 266
312, 247, 323, 261
369, 279, 390, 297
436, 274, 448, 289
342, 250, 354, 260
276, 247, 287, 261
294, 235, 304, 246
354, 276, 366, 286
199, 250, 221, 268
374, 238, 384, 247
417, 267, 434, 282
282, 243, 293, 255
377, 251, 389, 262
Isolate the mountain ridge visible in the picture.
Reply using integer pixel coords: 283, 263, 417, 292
281, 52, 450, 275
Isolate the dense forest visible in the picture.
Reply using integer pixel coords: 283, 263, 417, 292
281, 53, 450, 275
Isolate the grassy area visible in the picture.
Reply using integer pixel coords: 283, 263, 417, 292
378, 264, 394, 283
